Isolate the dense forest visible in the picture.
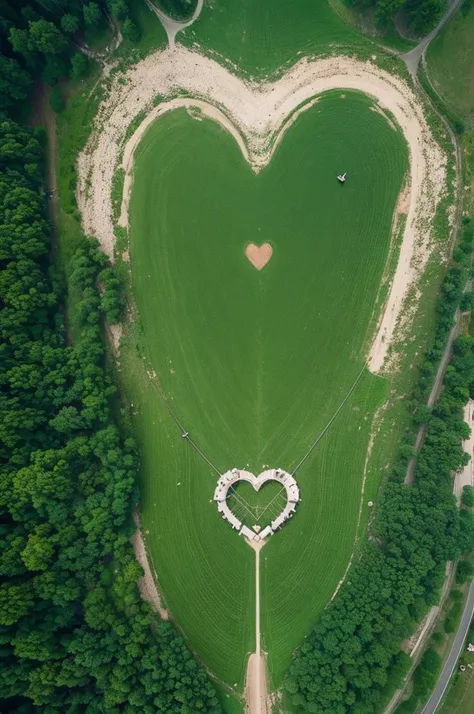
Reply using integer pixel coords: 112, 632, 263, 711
0, 116, 222, 712
344, 0, 448, 34
286, 220, 474, 711
0, 4, 227, 712
0, 0, 141, 114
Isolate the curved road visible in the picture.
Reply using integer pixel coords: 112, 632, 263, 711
420, 579, 474, 714
401, 0, 463, 76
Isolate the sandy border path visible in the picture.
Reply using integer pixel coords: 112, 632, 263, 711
78, 47, 448, 374
244, 541, 269, 714
131, 509, 170, 620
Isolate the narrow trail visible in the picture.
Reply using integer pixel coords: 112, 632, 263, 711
245, 542, 268, 714
76, 13, 123, 62
400, 0, 463, 76
404, 309, 461, 485
143, 0, 204, 48
29, 82, 58, 252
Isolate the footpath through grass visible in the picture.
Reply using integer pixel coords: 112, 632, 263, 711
125, 90, 408, 687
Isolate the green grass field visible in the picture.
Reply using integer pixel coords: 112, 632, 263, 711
426, 0, 474, 127
439, 661, 474, 713
124, 90, 408, 688
180, 0, 367, 76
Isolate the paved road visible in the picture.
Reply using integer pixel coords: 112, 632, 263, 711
420, 580, 474, 714
404, 311, 461, 485
401, 0, 463, 76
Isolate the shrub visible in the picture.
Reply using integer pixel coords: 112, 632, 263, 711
462, 485, 474, 508
71, 52, 89, 79
49, 86, 65, 113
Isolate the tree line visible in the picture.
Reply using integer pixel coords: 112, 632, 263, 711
0, 116, 222, 713
285, 219, 474, 712
0, 0, 141, 114
344, 0, 449, 34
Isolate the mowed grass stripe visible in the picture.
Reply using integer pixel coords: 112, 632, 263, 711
128, 92, 408, 687
132, 377, 255, 684
261, 372, 387, 684
183, 0, 366, 75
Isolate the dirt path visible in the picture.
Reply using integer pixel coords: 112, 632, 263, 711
144, 0, 204, 48
30, 82, 58, 239
404, 310, 461, 485
244, 542, 268, 714
76, 12, 122, 61
400, 0, 463, 76
131, 510, 170, 620
384, 562, 455, 714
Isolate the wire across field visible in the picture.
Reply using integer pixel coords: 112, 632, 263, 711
125, 91, 408, 688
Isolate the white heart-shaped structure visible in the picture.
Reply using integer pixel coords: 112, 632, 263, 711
214, 468, 300, 544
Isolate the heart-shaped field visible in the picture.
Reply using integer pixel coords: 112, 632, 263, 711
214, 469, 300, 543
126, 91, 408, 687
82, 44, 448, 692
245, 242, 272, 270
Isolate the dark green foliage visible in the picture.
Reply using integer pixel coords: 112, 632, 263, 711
397, 646, 442, 712
60, 13, 79, 35
108, 0, 129, 22
455, 558, 474, 584
122, 17, 140, 42
0, 55, 32, 110
23, 19, 67, 55
49, 87, 65, 113
98, 265, 125, 324
404, 0, 448, 34
0, 0, 139, 106
83, 2, 103, 27
70, 52, 89, 79
42, 55, 69, 85
0, 117, 222, 713
344, 0, 448, 33
157, 0, 197, 20
444, 590, 463, 633
462, 485, 474, 508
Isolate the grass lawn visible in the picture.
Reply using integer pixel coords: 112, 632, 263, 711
439, 655, 474, 713
124, 90, 408, 688
179, 0, 369, 76
426, 1, 474, 128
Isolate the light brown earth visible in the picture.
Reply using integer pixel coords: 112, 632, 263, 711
245, 243, 273, 270
131, 510, 170, 620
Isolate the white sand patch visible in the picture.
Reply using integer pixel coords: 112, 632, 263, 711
131, 510, 170, 620
370, 102, 397, 131
78, 47, 447, 374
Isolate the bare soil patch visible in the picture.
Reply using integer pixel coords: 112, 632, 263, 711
131, 510, 170, 620
245, 243, 273, 270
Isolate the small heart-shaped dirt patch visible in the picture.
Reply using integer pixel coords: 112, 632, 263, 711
245, 243, 272, 270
